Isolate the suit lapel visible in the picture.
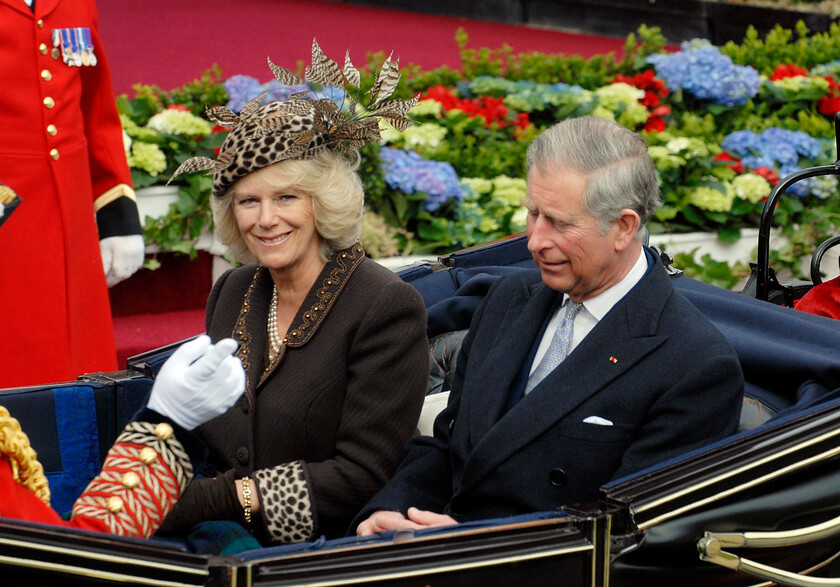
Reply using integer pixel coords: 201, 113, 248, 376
464, 279, 557, 444
457, 261, 672, 494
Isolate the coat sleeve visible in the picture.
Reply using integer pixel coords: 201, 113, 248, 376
253, 279, 430, 543
67, 409, 206, 536
81, 4, 141, 239
1, 410, 206, 537
349, 276, 502, 532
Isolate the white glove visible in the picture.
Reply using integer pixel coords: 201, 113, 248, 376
147, 335, 246, 430
100, 234, 145, 287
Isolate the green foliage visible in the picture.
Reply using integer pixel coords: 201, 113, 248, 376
671, 249, 750, 290
141, 174, 214, 266
721, 21, 840, 75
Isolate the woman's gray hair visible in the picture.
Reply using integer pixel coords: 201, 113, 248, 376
213, 149, 365, 263
526, 116, 660, 238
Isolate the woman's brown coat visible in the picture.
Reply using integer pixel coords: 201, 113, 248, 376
176, 244, 429, 542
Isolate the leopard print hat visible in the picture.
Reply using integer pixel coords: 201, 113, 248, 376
170, 39, 418, 199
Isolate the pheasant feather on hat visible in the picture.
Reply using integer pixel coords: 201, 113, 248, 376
170, 39, 418, 198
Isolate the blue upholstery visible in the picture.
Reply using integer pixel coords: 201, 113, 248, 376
0, 377, 153, 515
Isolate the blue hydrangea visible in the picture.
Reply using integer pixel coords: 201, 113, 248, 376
224, 77, 346, 114
721, 128, 825, 198
721, 130, 763, 157
261, 80, 309, 104
647, 40, 759, 106
778, 164, 810, 197
223, 75, 263, 113
380, 147, 464, 212
761, 128, 822, 160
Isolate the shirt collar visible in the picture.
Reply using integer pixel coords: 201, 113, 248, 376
569, 247, 648, 321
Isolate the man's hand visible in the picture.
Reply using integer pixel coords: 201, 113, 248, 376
147, 335, 245, 430
356, 507, 457, 536
100, 234, 145, 286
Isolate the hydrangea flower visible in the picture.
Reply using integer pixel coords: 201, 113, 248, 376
771, 75, 829, 96
147, 107, 213, 137
720, 130, 763, 156
647, 146, 686, 171
468, 76, 584, 113
778, 164, 810, 197
400, 123, 448, 150
731, 173, 771, 204
224, 75, 344, 113
223, 75, 263, 112
128, 141, 167, 177
593, 83, 649, 127
647, 40, 760, 106
810, 175, 839, 200
380, 147, 464, 212
721, 128, 825, 198
687, 184, 734, 212
410, 99, 444, 118
490, 176, 527, 206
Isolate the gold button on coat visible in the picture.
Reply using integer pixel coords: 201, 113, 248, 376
154, 422, 174, 441
41, 70, 52, 81
43, 96, 54, 109
50, 149, 59, 160
39, 43, 48, 55
106, 496, 124, 513
121, 472, 141, 489
139, 447, 158, 465
36, 19, 43, 28
47, 124, 57, 136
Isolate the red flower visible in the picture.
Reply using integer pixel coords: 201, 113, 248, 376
817, 76, 840, 116
612, 69, 670, 131
714, 152, 744, 175
421, 84, 461, 111
644, 117, 666, 132
770, 64, 809, 81
166, 104, 191, 112
753, 166, 780, 186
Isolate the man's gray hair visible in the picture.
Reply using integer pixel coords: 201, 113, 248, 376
526, 116, 661, 238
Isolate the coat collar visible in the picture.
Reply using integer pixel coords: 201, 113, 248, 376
457, 256, 673, 494
0, 0, 60, 19
230, 242, 365, 392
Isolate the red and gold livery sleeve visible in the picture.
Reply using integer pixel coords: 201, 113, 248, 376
70, 421, 194, 537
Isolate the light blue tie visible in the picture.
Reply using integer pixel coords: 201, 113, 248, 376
524, 301, 584, 395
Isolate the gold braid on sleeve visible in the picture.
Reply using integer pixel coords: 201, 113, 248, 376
0, 406, 51, 506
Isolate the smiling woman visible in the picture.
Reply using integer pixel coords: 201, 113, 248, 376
153, 41, 430, 551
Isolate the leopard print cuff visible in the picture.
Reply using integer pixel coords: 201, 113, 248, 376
254, 461, 314, 543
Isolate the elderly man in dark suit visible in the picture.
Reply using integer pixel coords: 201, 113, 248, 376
354, 116, 744, 535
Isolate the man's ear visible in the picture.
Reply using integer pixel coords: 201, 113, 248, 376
614, 209, 641, 252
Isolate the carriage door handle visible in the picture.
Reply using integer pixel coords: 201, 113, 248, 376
697, 514, 840, 586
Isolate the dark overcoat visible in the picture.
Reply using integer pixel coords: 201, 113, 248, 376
355, 255, 744, 525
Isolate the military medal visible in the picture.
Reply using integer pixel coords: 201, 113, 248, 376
52, 28, 96, 67
77, 28, 96, 66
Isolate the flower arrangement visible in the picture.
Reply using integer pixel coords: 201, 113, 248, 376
123, 24, 840, 285
116, 70, 228, 263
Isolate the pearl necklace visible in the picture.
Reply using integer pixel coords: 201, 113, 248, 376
267, 285, 285, 355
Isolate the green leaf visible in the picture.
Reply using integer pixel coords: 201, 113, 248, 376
717, 226, 741, 243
